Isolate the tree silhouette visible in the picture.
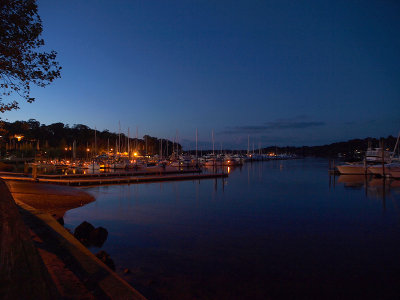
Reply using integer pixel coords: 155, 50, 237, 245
0, 0, 61, 112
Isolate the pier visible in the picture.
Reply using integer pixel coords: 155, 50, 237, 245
1, 170, 228, 186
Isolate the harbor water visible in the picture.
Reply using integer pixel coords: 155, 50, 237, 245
64, 158, 400, 299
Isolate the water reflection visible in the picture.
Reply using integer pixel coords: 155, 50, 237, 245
64, 159, 400, 300
332, 174, 400, 210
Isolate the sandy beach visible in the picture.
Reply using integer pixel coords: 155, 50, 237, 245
5, 180, 95, 219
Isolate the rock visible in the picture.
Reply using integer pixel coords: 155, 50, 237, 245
74, 221, 109, 247
74, 221, 95, 244
90, 226, 108, 247
95, 250, 115, 271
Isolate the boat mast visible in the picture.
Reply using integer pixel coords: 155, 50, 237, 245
391, 131, 400, 161
196, 128, 198, 159
160, 138, 163, 159
176, 130, 179, 155
247, 135, 250, 156
136, 127, 138, 152
212, 129, 215, 155
128, 127, 130, 159
118, 121, 121, 154
72, 140, 76, 161
94, 126, 97, 157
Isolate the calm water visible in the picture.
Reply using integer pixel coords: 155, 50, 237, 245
64, 158, 400, 299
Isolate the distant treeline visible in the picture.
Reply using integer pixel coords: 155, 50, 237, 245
261, 135, 399, 160
186, 135, 399, 160
1, 119, 398, 160
0, 119, 181, 158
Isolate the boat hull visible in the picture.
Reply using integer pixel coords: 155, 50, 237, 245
336, 165, 368, 175
368, 165, 386, 176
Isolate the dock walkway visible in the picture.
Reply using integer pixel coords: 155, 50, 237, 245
1, 169, 227, 186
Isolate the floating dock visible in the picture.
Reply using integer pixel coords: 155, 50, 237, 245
1, 171, 228, 186
36, 168, 201, 179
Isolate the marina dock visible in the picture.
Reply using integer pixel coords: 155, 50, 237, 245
1, 171, 228, 186
36, 168, 201, 179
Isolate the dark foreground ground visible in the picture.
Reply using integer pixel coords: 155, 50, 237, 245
0, 179, 146, 300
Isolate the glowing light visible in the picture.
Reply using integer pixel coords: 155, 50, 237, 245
86, 148, 90, 152
65, 147, 68, 151
133, 152, 138, 157
227, 167, 231, 173
15, 135, 24, 141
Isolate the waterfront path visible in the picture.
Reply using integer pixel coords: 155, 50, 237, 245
0, 179, 147, 299
0, 179, 58, 300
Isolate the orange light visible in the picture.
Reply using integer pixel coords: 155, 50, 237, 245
65, 147, 68, 151
86, 148, 90, 152
133, 152, 138, 157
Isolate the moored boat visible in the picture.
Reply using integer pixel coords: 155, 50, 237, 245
85, 162, 100, 170
369, 163, 400, 177
336, 163, 368, 175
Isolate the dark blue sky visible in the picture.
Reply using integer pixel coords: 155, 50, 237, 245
5, 0, 400, 149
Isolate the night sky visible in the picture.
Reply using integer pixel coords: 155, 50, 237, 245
4, 0, 400, 149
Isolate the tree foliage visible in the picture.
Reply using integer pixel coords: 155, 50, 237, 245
0, 120, 180, 158
0, 0, 61, 112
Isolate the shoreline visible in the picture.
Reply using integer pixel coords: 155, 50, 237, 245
1, 179, 146, 299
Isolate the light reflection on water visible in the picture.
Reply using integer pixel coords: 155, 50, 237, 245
64, 159, 400, 299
